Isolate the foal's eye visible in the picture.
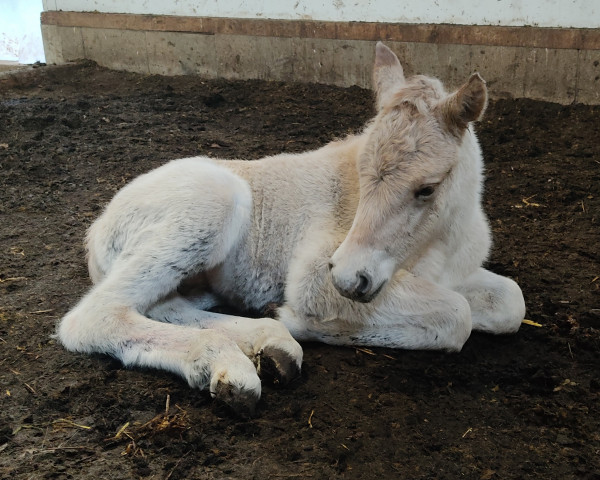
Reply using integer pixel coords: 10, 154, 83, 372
415, 185, 436, 199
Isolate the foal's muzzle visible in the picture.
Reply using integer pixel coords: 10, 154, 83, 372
328, 264, 383, 303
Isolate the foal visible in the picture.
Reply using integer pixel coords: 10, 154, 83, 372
58, 43, 525, 413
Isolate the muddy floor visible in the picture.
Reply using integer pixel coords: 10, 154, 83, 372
0, 62, 599, 479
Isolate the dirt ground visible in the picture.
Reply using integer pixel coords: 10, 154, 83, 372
0, 62, 599, 480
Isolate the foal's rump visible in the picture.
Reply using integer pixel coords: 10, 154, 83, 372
86, 157, 253, 284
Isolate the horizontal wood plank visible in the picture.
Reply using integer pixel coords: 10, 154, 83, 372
41, 11, 600, 50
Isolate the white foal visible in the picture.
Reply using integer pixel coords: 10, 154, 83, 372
58, 42, 525, 413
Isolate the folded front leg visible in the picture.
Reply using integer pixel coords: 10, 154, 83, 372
280, 267, 473, 352
454, 267, 525, 334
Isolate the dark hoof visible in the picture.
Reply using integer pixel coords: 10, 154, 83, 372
212, 380, 260, 418
257, 346, 302, 385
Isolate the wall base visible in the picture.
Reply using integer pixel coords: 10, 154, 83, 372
41, 12, 600, 105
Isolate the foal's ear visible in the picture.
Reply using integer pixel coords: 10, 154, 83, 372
373, 42, 405, 110
438, 73, 488, 134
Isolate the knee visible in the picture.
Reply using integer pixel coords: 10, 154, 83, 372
468, 275, 526, 334
497, 277, 526, 333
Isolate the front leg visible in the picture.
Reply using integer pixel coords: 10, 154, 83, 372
280, 257, 473, 352
454, 267, 526, 334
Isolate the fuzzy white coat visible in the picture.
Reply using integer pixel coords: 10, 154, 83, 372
57, 43, 526, 413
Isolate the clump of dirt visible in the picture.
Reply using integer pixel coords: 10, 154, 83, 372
0, 62, 598, 479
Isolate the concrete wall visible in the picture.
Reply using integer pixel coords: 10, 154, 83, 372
42, 0, 597, 28
41, 2, 600, 104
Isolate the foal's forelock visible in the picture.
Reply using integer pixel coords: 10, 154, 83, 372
363, 99, 457, 193
385, 76, 446, 113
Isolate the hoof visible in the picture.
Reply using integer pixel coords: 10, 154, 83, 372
212, 378, 260, 417
257, 345, 302, 385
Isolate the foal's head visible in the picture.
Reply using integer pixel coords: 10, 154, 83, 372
329, 42, 488, 302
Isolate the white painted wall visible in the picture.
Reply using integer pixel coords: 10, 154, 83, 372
0, 0, 45, 62
42, 0, 596, 29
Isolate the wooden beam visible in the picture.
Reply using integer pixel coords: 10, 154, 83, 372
41, 11, 600, 50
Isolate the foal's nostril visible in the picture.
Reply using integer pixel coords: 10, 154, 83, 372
355, 273, 371, 297
327, 262, 334, 271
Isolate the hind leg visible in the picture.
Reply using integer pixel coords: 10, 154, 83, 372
60, 245, 263, 414
147, 295, 303, 383
60, 299, 261, 413
58, 164, 264, 413
454, 267, 525, 334
60, 230, 264, 413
